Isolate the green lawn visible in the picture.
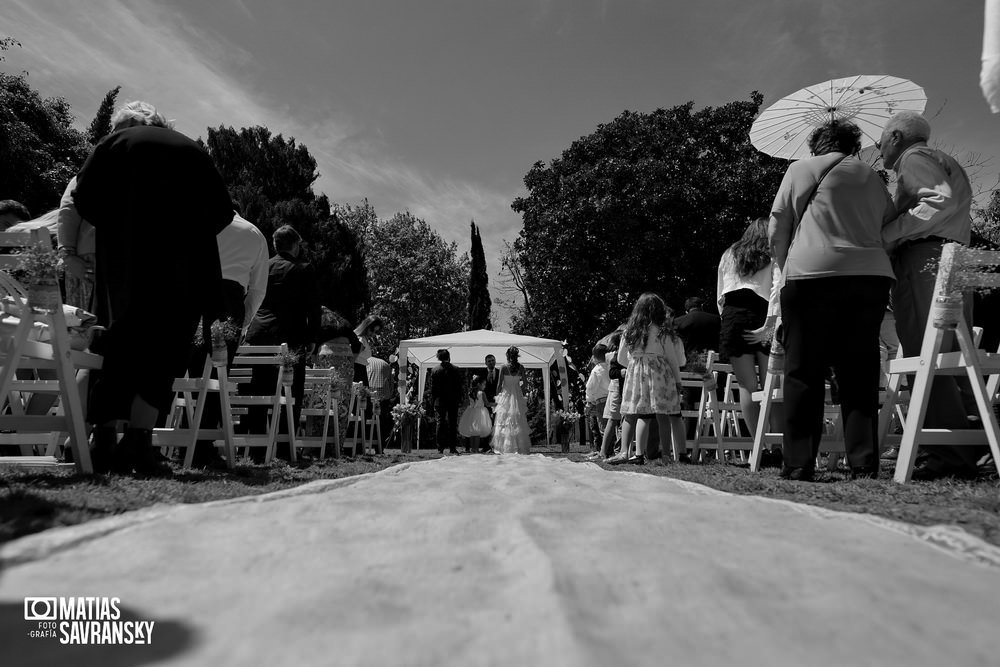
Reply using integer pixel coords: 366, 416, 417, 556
2, 444, 999, 547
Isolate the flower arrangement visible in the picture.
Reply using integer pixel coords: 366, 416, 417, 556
192, 317, 242, 349
16, 243, 64, 283
391, 401, 426, 428
352, 382, 373, 402
553, 408, 581, 431
280, 349, 301, 371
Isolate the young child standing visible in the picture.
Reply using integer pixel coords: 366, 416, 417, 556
608, 293, 690, 466
584, 343, 610, 456
459, 375, 493, 452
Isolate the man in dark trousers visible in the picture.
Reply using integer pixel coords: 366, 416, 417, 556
480, 354, 501, 452
244, 225, 321, 460
429, 348, 463, 455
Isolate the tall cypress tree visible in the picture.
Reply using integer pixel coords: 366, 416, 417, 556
86, 86, 121, 145
468, 221, 492, 330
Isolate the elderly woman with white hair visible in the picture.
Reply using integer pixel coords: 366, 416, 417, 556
878, 110, 983, 480
72, 101, 233, 475
56, 101, 173, 310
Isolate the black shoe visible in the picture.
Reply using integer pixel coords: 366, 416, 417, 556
761, 448, 784, 469
910, 460, 977, 482
123, 428, 173, 478
626, 454, 645, 465
449, 449, 461, 455
880, 447, 900, 461
90, 426, 118, 474
677, 453, 693, 464
779, 465, 815, 482
850, 465, 879, 480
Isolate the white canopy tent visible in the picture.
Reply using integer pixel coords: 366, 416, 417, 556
397, 330, 572, 446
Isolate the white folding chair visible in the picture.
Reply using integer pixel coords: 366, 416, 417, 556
230, 344, 297, 463
0, 228, 101, 473
153, 347, 236, 468
883, 244, 1000, 483
298, 366, 340, 459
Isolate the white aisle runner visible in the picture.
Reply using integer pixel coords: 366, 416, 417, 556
2, 455, 1000, 667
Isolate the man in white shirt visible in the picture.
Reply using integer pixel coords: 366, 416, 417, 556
879, 111, 982, 480
217, 211, 269, 337
584, 343, 611, 457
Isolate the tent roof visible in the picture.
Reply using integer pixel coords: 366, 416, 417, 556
399, 329, 564, 367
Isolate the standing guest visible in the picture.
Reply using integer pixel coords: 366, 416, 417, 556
72, 101, 234, 475
879, 111, 984, 480
598, 333, 625, 460
607, 294, 688, 466
769, 119, 895, 482
717, 218, 779, 439
674, 297, 721, 355
491, 346, 532, 454
353, 315, 384, 385
54, 177, 97, 310
481, 354, 501, 452
244, 225, 321, 460
366, 355, 393, 449
188, 210, 269, 468
428, 348, 463, 455
0, 200, 31, 230
459, 375, 493, 453
584, 343, 610, 455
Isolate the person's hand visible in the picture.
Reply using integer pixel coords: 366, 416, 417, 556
62, 254, 93, 282
742, 326, 771, 345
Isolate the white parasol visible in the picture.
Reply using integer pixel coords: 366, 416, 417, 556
750, 75, 927, 160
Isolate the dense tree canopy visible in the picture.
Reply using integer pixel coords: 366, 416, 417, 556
510, 92, 788, 362
468, 221, 492, 330
0, 71, 91, 216
201, 125, 368, 323
348, 209, 469, 358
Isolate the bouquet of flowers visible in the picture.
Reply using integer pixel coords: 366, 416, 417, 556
391, 401, 426, 428
553, 408, 581, 431
16, 243, 63, 283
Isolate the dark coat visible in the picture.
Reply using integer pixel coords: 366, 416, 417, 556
246, 252, 322, 351
674, 309, 721, 355
483, 366, 502, 404
429, 362, 463, 409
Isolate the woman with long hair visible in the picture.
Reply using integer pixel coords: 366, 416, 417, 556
608, 293, 687, 466
491, 346, 531, 454
716, 217, 778, 441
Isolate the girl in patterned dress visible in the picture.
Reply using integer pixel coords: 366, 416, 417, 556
608, 293, 689, 466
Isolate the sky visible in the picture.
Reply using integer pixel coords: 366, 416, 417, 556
3, 0, 998, 328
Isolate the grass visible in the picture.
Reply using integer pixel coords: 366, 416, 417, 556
2, 444, 999, 547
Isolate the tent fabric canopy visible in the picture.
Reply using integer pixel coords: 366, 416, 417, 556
396, 329, 572, 447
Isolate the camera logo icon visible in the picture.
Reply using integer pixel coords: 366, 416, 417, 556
24, 597, 57, 621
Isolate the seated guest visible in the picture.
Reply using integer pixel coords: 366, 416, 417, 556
0, 200, 31, 230
674, 297, 720, 355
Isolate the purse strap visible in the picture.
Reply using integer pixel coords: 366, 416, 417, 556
794, 154, 848, 224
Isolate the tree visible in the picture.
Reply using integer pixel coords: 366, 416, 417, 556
86, 85, 121, 145
349, 210, 469, 357
510, 93, 789, 363
468, 221, 492, 330
200, 125, 369, 322
0, 70, 91, 215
